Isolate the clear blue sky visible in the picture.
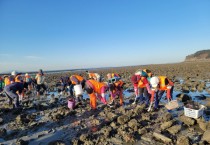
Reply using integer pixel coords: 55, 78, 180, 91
0, 0, 210, 73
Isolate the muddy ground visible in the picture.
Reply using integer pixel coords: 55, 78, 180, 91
0, 61, 210, 145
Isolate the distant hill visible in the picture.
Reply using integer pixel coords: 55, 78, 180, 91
185, 49, 210, 61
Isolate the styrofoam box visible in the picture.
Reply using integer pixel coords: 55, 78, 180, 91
184, 105, 205, 119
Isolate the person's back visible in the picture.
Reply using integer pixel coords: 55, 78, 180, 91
70, 75, 84, 85
36, 73, 45, 85
6, 82, 24, 93
87, 79, 106, 94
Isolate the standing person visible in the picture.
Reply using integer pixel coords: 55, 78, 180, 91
84, 79, 108, 110
133, 70, 152, 106
148, 76, 174, 111
24, 73, 33, 90
35, 69, 47, 98
69, 74, 86, 103
86, 70, 101, 82
4, 75, 24, 108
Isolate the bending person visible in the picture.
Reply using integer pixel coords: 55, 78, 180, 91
148, 76, 174, 111
4, 75, 24, 108
84, 80, 108, 110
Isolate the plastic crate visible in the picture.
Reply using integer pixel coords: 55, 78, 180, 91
184, 105, 205, 119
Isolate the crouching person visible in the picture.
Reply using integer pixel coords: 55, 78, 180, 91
84, 80, 108, 110
108, 78, 124, 107
148, 76, 174, 111
4, 75, 24, 108
69, 74, 86, 104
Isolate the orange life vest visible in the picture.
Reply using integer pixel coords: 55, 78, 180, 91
138, 77, 147, 88
114, 80, 124, 87
88, 80, 107, 94
158, 76, 167, 90
70, 75, 84, 85
4, 77, 11, 86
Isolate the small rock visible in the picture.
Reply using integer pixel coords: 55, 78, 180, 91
179, 115, 196, 126
16, 139, 28, 145
167, 125, 182, 135
117, 115, 129, 125
160, 121, 173, 130
153, 132, 172, 143
197, 121, 208, 131
177, 136, 190, 145
0, 118, 3, 124
202, 129, 210, 143
138, 128, 147, 135
110, 122, 117, 128
80, 133, 89, 142
161, 112, 172, 122
48, 140, 65, 145
0, 128, 7, 137
128, 119, 138, 129
107, 112, 117, 120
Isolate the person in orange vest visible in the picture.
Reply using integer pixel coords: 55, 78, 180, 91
132, 70, 152, 106
84, 79, 108, 110
106, 73, 124, 107
148, 76, 174, 111
4, 75, 24, 108
69, 74, 86, 103
108, 78, 124, 107
3, 75, 12, 87
86, 70, 101, 82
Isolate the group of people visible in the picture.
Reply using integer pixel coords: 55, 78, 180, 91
59, 69, 174, 111
58, 71, 124, 110
0, 69, 47, 108
0, 68, 174, 111
131, 69, 174, 111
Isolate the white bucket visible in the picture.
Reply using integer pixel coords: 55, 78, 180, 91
74, 84, 83, 96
